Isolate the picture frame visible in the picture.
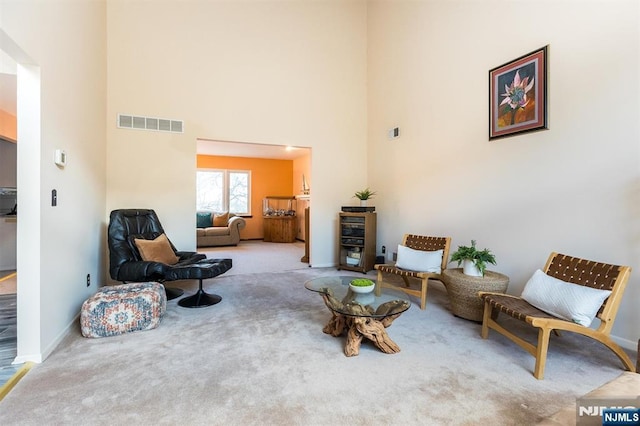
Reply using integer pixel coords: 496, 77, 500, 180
489, 45, 548, 140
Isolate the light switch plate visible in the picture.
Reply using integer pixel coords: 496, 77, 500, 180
54, 149, 67, 167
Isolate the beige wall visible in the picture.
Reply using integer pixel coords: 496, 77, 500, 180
106, 0, 368, 267
367, 0, 640, 347
0, 0, 106, 361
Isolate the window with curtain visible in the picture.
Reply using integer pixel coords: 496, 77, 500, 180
196, 169, 251, 215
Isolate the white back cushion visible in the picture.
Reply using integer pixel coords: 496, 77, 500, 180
521, 269, 611, 327
395, 245, 443, 273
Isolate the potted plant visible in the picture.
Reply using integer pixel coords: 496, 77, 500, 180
449, 240, 496, 277
353, 188, 376, 206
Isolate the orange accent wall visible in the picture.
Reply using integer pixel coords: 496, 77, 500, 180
0, 109, 17, 142
197, 155, 294, 240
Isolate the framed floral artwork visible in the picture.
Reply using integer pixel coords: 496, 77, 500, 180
489, 46, 548, 140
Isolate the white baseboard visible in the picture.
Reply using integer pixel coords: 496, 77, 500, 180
308, 262, 335, 268
13, 353, 42, 364
13, 311, 80, 365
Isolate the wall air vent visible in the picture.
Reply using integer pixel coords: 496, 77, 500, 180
158, 119, 171, 131
117, 114, 184, 134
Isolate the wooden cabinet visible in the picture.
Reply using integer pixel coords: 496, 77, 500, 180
263, 196, 297, 243
337, 212, 376, 273
263, 216, 297, 243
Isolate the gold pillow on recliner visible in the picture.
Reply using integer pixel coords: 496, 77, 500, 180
134, 233, 179, 265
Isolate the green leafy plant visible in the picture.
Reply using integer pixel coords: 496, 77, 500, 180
449, 240, 496, 276
350, 278, 374, 287
353, 188, 376, 200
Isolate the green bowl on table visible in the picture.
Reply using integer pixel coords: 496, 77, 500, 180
349, 278, 375, 294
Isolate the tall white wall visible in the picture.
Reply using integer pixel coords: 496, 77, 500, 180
368, 0, 640, 347
106, 0, 368, 268
0, 1, 106, 362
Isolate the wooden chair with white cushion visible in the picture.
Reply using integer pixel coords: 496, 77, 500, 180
375, 234, 451, 310
479, 252, 634, 380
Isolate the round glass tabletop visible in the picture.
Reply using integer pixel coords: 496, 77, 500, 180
304, 275, 411, 318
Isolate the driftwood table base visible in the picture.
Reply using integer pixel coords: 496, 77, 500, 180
320, 292, 407, 357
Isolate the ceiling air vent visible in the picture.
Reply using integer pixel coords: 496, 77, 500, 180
117, 114, 184, 134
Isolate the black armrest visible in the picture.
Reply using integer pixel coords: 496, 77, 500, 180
176, 251, 206, 262
115, 261, 170, 282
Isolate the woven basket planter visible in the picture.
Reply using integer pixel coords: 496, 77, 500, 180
442, 268, 509, 321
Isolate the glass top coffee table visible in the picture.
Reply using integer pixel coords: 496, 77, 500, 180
304, 276, 411, 356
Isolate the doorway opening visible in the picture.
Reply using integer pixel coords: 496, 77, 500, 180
196, 139, 312, 267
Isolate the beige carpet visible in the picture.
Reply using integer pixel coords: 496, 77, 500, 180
198, 240, 308, 276
0, 266, 633, 425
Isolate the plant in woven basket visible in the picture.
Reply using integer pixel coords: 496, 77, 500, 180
450, 240, 496, 277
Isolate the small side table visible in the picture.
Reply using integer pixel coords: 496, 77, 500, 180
442, 268, 509, 322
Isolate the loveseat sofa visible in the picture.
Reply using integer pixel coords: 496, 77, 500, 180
196, 211, 246, 247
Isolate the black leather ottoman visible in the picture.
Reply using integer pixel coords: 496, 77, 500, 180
167, 258, 233, 308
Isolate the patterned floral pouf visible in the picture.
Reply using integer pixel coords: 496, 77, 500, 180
80, 282, 166, 338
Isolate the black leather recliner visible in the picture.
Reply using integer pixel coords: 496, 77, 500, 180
108, 209, 232, 308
